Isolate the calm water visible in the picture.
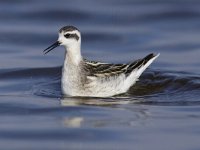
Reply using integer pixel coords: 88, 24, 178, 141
0, 0, 200, 150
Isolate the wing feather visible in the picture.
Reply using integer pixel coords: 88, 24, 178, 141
84, 53, 156, 78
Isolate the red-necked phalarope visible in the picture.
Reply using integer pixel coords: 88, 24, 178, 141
44, 26, 160, 97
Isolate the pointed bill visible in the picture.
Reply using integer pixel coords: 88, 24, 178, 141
43, 41, 60, 54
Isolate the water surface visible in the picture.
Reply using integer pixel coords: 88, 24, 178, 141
0, 0, 200, 150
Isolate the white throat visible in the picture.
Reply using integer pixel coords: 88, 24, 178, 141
64, 42, 82, 66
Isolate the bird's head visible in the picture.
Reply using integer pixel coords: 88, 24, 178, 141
44, 26, 81, 54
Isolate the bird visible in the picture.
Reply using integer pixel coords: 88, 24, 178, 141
43, 25, 160, 97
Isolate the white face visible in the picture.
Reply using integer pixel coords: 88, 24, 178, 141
58, 30, 81, 48
43, 27, 81, 55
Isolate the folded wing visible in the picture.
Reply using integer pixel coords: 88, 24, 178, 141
84, 53, 158, 78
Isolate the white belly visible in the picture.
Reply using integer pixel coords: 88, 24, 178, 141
61, 67, 129, 97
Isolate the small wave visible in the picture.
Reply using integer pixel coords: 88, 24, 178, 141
0, 67, 199, 106
0, 67, 61, 97
127, 69, 200, 105
129, 69, 200, 95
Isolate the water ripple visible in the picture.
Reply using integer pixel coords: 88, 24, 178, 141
0, 67, 199, 106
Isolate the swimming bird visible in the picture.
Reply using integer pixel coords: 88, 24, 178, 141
44, 26, 159, 97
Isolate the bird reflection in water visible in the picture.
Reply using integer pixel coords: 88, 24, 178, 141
60, 96, 150, 128
60, 96, 138, 106
62, 117, 84, 128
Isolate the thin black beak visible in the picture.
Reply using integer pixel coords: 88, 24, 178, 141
43, 41, 60, 54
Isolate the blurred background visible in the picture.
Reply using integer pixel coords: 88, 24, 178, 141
0, 0, 200, 72
0, 0, 200, 150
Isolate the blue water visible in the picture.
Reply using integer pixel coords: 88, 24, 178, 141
0, 0, 200, 150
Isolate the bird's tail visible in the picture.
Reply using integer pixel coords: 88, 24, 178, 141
122, 53, 160, 91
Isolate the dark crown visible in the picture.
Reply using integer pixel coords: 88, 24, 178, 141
59, 26, 79, 33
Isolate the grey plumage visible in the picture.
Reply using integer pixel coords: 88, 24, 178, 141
83, 53, 156, 77
59, 26, 79, 33
44, 25, 160, 97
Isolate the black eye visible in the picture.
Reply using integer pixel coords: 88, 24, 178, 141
64, 34, 70, 38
